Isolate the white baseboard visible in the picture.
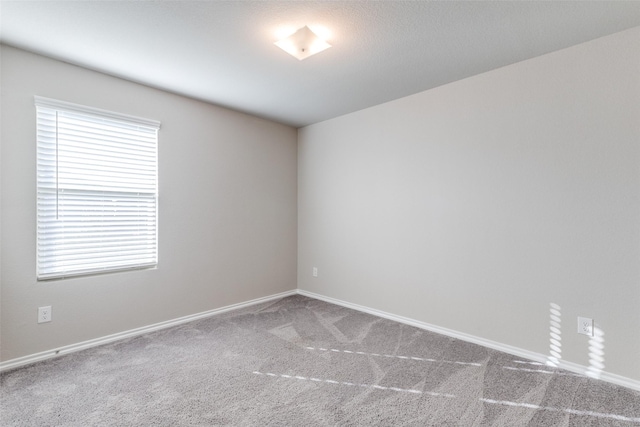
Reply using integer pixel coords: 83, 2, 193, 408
297, 289, 640, 392
3, 287, 639, 392
0, 289, 297, 373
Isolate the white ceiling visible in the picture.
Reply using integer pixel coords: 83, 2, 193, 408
2, 1, 640, 128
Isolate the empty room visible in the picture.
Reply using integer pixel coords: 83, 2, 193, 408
1, 1, 640, 425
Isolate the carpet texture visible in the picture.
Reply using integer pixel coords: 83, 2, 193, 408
1, 295, 639, 426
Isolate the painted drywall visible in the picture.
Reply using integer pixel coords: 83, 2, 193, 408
0, 45, 297, 361
298, 27, 640, 382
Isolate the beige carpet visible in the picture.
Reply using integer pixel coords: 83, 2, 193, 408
1, 295, 639, 426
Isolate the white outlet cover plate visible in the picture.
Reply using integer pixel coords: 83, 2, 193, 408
38, 306, 52, 323
577, 316, 593, 336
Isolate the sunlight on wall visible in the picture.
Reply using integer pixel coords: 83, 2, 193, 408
586, 325, 605, 379
547, 303, 562, 367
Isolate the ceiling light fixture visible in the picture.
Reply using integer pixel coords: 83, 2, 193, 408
274, 25, 331, 61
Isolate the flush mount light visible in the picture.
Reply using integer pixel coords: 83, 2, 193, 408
274, 25, 331, 61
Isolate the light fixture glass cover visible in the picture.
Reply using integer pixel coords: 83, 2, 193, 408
274, 25, 331, 61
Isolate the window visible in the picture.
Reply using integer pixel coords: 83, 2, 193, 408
35, 96, 160, 280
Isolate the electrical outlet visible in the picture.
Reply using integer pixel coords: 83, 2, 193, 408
38, 306, 52, 323
312, 267, 318, 277
577, 317, 593, 336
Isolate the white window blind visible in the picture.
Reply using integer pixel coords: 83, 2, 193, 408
35, 96, 160, 280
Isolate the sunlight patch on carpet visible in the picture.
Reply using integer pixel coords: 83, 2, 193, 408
304, 346, 482, 366
252, 371, 455, 397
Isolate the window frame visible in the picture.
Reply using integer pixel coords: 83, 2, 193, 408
35, 96, 160, 280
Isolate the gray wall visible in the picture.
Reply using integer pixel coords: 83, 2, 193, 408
1, 45, 298, 361
3, 27, 640, 385
298, 27, 640, 382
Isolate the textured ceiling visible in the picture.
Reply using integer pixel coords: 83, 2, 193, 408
2, 1, 640, 128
